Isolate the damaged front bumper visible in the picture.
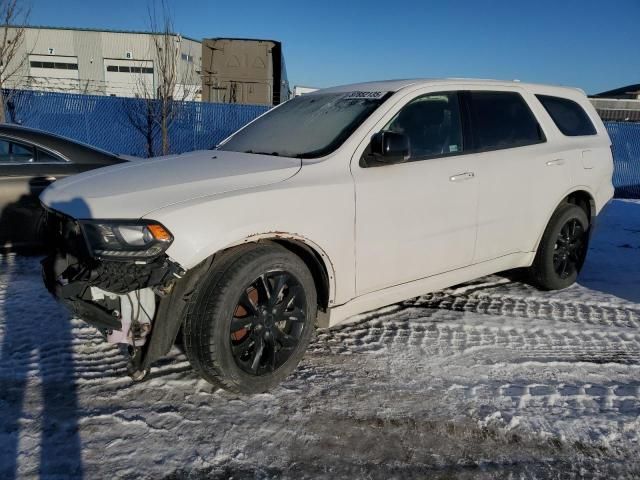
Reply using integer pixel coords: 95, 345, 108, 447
41, 209, 206, 378
42, 252, 183, 342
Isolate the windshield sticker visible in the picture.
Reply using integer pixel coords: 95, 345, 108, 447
342, 91, 387, 100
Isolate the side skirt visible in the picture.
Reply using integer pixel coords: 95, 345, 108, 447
324, 252, 536, 328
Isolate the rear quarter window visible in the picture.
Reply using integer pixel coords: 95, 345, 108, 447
38, 149, 66, 163
536, 95, 597, 136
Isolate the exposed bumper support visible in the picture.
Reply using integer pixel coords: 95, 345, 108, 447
41, 208, 209, 378
65, 295, 122, 331
41, 247, 195, 374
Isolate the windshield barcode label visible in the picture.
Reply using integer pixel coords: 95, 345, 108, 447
342, 91, 387, 100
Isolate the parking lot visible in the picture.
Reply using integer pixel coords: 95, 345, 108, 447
0, 199, 637, 478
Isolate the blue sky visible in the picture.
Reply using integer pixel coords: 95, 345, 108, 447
30, 0, 639, 94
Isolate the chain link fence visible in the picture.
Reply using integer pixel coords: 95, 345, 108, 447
3, 90, 640, 199
5, 89, 269, 158
606, 122, 640, 199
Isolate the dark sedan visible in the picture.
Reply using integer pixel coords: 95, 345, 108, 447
0, 125, 129, 250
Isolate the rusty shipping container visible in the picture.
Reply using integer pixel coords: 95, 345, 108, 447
201, 38, 290, 106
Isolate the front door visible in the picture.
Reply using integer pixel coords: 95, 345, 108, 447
352, 91, 479, 296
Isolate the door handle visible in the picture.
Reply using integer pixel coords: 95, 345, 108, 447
450, 172, 475, 182
546, 159, 565, 167
29, 176, 57, 187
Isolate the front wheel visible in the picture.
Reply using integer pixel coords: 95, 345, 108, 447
183, 243, 317, 394
530, 203, 590, 290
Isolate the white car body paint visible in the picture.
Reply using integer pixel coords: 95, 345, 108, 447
41, 78, 614, 328
40, 150, 302, 218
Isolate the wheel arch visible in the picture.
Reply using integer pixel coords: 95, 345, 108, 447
224, 232, 336, 313
533, 187, 596, 253
565, 188, 596, 223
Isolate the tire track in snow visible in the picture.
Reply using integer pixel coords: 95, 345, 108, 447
313, 306, 640, 364
311, 277, 640, 359
3, 254, 640, 385
410, 289, 640, 330
309, 280, 640, 418
447, 381, 640, 416
6, 285, 640, 385
4, 251, 640, 477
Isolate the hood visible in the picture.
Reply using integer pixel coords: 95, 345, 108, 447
41, 150, 301, 219
116, 153, 140, 161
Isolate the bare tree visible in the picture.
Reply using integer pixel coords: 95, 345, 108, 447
123, 0, 199, 156
123, 96, 160, 158
0, 0, 31, 123
150, 1, 177, 155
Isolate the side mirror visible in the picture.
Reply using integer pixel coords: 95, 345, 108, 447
369, 131, 410, 165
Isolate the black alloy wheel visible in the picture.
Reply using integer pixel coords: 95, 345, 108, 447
230, 271, 307, 375
182, 242, 317, 394
531, 202, 590, 290
553, 218, 587, 280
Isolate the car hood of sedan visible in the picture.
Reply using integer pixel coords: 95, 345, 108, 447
40, 150, 302, 219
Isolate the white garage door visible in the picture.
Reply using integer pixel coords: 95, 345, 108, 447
104, 59, 154, 98
29, 55, 80, 93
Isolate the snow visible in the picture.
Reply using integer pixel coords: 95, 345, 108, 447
1, 199, 640, 479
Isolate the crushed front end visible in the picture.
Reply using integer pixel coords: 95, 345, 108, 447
41, 208, 202, 379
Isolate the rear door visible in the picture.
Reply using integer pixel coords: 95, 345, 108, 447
464, 89, 570, 262
0, 139, 75, 248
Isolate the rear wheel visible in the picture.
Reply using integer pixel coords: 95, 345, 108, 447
530, 203, 589, 290
183, 243, 317, 394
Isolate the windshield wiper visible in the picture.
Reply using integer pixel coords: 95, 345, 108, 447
244, 150, 281, 157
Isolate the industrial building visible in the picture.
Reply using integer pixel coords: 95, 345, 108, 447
3, 26, 290, 105
590, 83, 640, 122
4, 26, 202, 100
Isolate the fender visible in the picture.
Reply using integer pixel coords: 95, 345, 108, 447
141, 233, 338, 368
531, 185, 597, 254
140, 257, 214, 370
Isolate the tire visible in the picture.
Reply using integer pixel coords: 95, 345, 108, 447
530, 203, 590, 290
182, 242, 317, 394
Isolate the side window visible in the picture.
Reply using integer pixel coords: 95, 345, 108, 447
0, 139, 10, 161
38, 149, 65, 163
536, 95, 597, 136
12, 143, 34, 158
0, 140, 35, 163
383, 92, 463, 159
468, 91, 545, 151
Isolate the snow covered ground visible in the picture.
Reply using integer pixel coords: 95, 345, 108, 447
1, 199, 640, 479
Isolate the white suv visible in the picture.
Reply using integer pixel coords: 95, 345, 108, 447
41, 79, 614, 393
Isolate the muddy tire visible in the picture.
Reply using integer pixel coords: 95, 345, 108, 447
182, 243, 317, 394
530, 203, 590, 290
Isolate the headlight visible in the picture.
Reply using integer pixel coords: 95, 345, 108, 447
80, 220, 173, 261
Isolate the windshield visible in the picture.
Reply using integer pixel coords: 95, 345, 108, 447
218, 91, 391, 158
